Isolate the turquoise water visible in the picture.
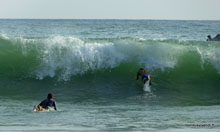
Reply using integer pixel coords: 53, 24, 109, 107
0, 19, 220, 131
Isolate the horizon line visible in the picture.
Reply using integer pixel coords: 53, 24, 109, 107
0, 18, 220, 21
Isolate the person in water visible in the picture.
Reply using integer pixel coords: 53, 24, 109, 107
33, 93, 57, 111
137, 68, 151, 84
207, 34, 220, 41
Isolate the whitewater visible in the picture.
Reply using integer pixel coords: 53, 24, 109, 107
0, 19, 220, 131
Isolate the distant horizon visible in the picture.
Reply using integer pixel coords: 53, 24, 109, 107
0, 18, 220, 21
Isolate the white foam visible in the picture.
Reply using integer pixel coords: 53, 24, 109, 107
196, 44, 220, 73
33, 36, 184, 80
0, 34, 9, 40
34, 36, 127, 80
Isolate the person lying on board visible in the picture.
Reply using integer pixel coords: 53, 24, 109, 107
207, 34, 220, 41
33, 93, 57, 111
136, 68, 151, 84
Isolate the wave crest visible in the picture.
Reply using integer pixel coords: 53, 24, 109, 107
1, 35, 220, 81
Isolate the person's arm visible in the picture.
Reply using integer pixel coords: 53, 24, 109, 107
148, 75, 151, 80
136, 72, 140, 80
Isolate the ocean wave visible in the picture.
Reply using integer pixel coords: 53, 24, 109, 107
0, 35, 220, 81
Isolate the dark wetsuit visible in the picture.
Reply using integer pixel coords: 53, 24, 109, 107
38, 99, 57, 110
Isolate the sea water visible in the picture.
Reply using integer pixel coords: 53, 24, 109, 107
0, 19, 220, 131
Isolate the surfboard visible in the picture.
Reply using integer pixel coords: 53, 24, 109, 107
139, 78, 151, 92
33, 105, 45, 111
33, 105, 55, 112
143, 80, 151, 92
33, 108, 49, 112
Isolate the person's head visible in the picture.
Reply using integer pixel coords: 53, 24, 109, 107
139, 68, 144, 71
47, 93, 54, 99
139, 68, 145, 73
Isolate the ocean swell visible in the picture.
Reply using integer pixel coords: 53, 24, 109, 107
0, 35, 220, 81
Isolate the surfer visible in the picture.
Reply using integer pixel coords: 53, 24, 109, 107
33, 93, 57, 111
136, 68, 151, 84
207, 34, 220, 41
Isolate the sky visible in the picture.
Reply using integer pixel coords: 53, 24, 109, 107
0, 0, 220, 20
